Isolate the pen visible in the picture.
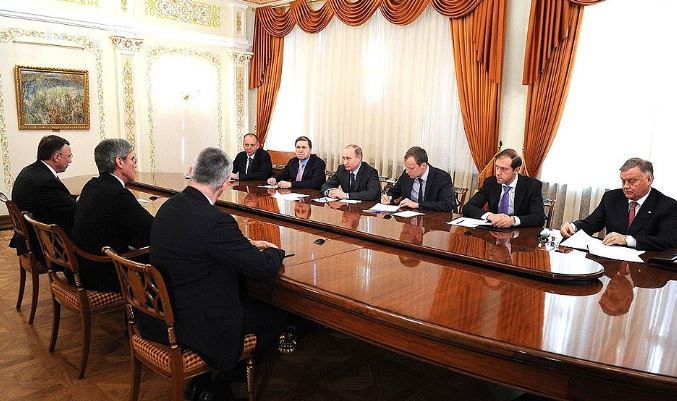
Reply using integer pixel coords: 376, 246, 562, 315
284, 253, 296, 258
457, 218, 464, 224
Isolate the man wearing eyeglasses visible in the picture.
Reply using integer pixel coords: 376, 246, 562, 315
10, 135, 77, 260
71, 139, 153, 292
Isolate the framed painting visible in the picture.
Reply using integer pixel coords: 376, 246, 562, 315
14, 65, 90, 130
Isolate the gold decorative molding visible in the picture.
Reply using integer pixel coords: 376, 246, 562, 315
123, 60, 137, 149
121, 0, 128, 13
111, 36, 144, 53
0, 68, 12, 189
228, 51, 252, 65
235, 67, 245, 148
146, 47, 223, 173
235, 11, 243, 36
60, 0, 99, 5
145, 0, 221, 28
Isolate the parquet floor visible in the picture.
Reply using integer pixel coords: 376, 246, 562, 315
0, 229, 551, 401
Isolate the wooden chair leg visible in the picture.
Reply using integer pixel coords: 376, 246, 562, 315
16, 267, 26, 311
49, 301, 61, 352
28, 270, 40, 324
78, 310, 92, 379
170, 373, 184, 401
129, 356, 142, 401
246, 357, 255, 401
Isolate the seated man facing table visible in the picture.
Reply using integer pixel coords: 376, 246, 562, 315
230, 133, 272, 181
267, 135, 326, 190
381, 146, 456, 212
71, 139, 153, 292
147, 147, 287, 400
320, 144, 380, 201
463, 149, 545, 228
10, 135, 77, 259
561, 158, 677, 251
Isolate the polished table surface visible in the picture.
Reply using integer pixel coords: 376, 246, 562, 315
62, 173, 677, 400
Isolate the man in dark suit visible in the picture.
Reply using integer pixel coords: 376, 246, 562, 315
10, 135, 76, 258
267, 136, 326, 190
230, 133, 272, 181
381, 146, 456, 212
463, 148, 545, 228
71, 139, 153, 292
561, 158, 677, 251
320, 144, 380, 201
150, 147, 287, 399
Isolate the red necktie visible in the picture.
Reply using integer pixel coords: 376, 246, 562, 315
627, 201, 638, 229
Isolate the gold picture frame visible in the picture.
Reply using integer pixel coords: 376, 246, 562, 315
14, 65, 90, 130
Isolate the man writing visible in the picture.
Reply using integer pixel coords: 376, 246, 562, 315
381, 146, 456, 212
561, 158, 677, 251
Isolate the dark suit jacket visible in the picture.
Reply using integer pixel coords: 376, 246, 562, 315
231, 148, 272, 180
274, 154, 326, 190
573, 188, 677, 251
320, 162, 380, 201
148, 186, 285, 370
10, 160, 77, 258
71, 174, 153, 292
387, 165, 456, 212
463, 174, 545, 228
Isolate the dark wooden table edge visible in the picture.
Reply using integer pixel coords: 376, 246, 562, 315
249, 276, 677, 401
129, 180, 603, 284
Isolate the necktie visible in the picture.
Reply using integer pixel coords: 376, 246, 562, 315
412, 178, 421, 202
246, 157, 253, 174
350, 172, 356, 192
498, 185, 511, 214
419, 179, 425, 202
628, 201, 638, 228
295, 162, 305, 182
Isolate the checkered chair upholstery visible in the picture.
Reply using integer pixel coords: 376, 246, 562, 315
103, 247, 258, 401
24, 212, 133, 379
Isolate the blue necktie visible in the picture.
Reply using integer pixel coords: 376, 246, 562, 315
350, 172, 356, 192
498, 185, 511, 214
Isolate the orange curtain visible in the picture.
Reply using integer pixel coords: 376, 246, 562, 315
451, 0, 506, 184
521, 0, 605, 177
249, 0, 504, 150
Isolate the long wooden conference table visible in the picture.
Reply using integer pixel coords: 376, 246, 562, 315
64, 172, 677, 401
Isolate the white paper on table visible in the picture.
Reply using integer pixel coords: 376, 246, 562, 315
392, 210, 424, 218
271, 192, 309, 201
447, 217, 492, 228
588, 241, 645, 263
312, 197, 338, 203
137, 198, 150, 203
560, 230, 600, 251
369, 203, 400, 213
258, 184, 278, 189
340, 199, 361, 204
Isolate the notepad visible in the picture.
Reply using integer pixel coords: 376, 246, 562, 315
340, 199, 361, 204
447, 217, 492, 228
392, 210, 423, 218
312, 197, 338, 203
369, 203, 400, 213
258, 184, 278, 189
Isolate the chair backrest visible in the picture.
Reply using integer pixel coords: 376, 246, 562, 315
23, 212, 109, 286
103, 247, 177, 345
0, 192, 33, 253
453, 187, 469, 213
268, 150, 296, 167
543, 198, 557, 229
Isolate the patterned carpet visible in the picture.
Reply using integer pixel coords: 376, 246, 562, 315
0, 229, 552, 401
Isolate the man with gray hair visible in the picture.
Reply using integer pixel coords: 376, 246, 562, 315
148, 147, 287, 400
561, 158, 677, 251
71, 138, 153, 292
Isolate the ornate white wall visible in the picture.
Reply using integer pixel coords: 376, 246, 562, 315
0, 0, 254, 204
